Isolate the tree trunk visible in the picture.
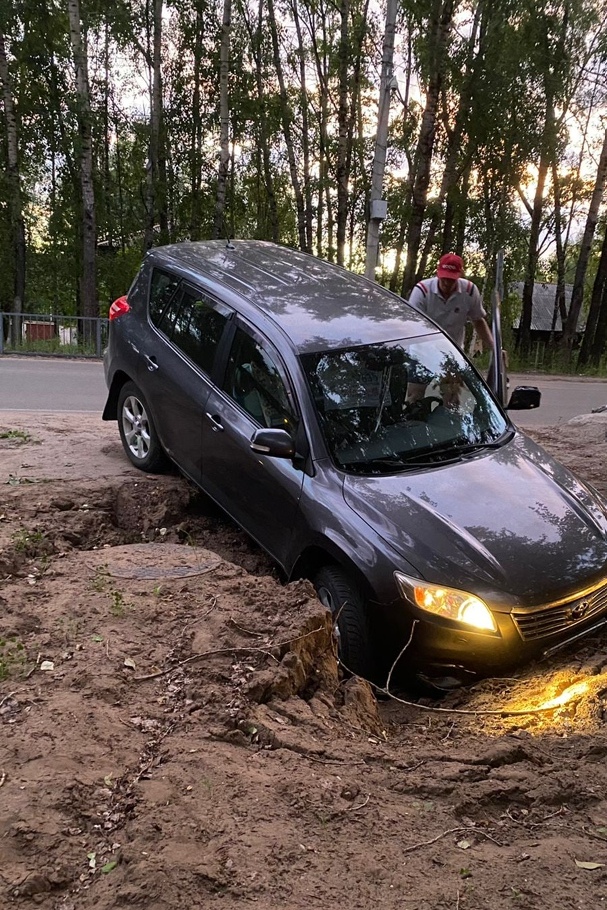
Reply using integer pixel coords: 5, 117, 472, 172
190, 1, 204, 240
583, 227, 607, 366
518, 152, 548, 354
309, 21, 331, 259
335, 0, 350, 266
144, 0, 167, 248
400, 0, 454, 297
67, 0, 98, 322
268, 0, 306, 250
518, 96, 554, 355
0, 28, 26, 345
550, 159, 567, 343
290, 0, 313, 251
415, 0, 483, 275
247, 0, 279, 240
565, 127, 607, 352
213, 0, 232, 239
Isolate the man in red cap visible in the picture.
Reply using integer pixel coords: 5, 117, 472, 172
407, 253, 493, 352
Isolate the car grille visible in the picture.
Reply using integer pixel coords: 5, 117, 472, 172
512, 582, 607, 641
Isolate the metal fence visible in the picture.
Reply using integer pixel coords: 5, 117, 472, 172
0, 312, 109, 358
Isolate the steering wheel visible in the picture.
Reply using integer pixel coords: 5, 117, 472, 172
404, 396, 442, 421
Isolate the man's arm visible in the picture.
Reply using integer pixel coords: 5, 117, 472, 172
472, 317, 494, 351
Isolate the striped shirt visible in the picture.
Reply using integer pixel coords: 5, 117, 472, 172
407, 277, 486, 348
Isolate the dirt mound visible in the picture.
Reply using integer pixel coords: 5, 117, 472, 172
3, 413, 607, 909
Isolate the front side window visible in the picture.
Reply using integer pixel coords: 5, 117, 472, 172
224, 328, 297, 432
301, 336, 509, 474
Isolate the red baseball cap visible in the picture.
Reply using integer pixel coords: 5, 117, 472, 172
437, 253, 464, 279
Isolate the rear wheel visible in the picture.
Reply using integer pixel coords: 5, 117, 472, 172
117, 381, 168, 473
314, 566, 371, 679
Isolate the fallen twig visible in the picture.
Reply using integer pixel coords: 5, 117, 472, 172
133, 646, 279, 681
302, 755, 368, 766
506, 806, 566, 829
25, 654, 41, 679
343, 794, 370, 813
228, 617, 266, 638
0, 692, 16, 709
133, 626, 324, 681
328, 794, 371, 819
583, 824, 607, 843
403, 824, 502, 854
0, 771, 6, 787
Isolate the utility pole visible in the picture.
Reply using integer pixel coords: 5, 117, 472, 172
364, 0, 397, 281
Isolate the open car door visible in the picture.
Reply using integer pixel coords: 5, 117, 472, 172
487, 250, 541, 412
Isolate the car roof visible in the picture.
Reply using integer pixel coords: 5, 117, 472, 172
148, 240, 436, 353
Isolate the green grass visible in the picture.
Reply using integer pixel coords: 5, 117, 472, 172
0, 429, 31, 442
0, 637, 26, 680
12, 528, 47, 551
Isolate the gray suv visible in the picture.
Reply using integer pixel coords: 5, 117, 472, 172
103, 240, 607, 686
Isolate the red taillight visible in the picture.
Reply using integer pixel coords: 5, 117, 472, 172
109, 295, 130, 320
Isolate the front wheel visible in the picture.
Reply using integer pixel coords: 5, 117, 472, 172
117, 381, 168, 473
314, 566, 372, 679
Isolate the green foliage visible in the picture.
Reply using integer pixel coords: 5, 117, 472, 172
0, 0, 605, 375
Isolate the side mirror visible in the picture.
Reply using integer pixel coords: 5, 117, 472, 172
506, 385, 541, 410
250, 428, 296, 458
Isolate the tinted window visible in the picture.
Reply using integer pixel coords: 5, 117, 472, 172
151, 278, 230, 376
224, 328, 297, 432
149, 270, 180, 326
170, 288, 229, 375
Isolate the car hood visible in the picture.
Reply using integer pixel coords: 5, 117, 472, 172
342, 431, 607, 606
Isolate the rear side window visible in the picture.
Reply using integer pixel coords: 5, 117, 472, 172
148, 270, 230, 375
149, 270, 180, 325
170, 288, 229, 374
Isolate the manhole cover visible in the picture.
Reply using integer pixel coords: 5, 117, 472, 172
87, 543, 222, 580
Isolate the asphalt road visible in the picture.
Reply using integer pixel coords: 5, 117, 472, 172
508, 372, 607, 428
0, 356, 606, 426
0, 356, 107, 413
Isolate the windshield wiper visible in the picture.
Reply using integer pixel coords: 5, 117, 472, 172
404, 429, 514, 462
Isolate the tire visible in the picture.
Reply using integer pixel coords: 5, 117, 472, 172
117, 381, 168, 473
313, 566, 372, 679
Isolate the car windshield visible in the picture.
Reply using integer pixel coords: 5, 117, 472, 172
301, 336, 510, 474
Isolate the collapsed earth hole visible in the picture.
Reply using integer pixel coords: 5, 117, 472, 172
0, 476, 278, 583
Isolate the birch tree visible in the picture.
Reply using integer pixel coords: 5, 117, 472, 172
0, 27, 25, 343
213, 0, 232, 239
67, 0, 98, 321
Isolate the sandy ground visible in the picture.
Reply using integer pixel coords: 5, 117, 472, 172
2, 411, 607, 909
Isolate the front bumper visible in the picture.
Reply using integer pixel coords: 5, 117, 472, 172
374, 582, 607, 680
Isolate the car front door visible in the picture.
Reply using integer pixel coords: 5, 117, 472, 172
200, 323, 305, 566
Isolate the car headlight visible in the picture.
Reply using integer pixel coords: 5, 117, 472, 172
394, 572, 497, 633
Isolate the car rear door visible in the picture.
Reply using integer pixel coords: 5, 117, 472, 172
138, 270, 233, 483
200, 322, 306, 566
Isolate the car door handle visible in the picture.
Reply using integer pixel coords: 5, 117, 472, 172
144, 354, 159, 372
205, 412, 224, 432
